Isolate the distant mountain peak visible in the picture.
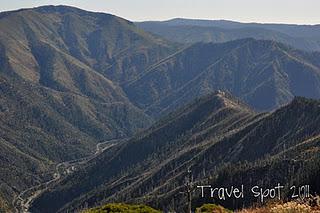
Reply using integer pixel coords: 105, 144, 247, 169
33, 5, 112, 17
0, 5, 120, 23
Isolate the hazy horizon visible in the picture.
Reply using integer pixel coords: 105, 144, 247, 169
0, 0, 319, 25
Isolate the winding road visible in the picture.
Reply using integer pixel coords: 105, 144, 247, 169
12, 139, 123, 213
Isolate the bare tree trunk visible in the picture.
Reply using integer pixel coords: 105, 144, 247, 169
187, 168, 193, 213
187, 189, 192, 213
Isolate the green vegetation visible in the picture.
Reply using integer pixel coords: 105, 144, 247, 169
84, 203, 161, 213
196, 204, 232, 213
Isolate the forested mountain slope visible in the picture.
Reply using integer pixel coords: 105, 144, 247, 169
0, 5, 176, 208
31, 93, 320, 212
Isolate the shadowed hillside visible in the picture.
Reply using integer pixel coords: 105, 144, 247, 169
125, 39, 320, 116
31, 93, 320, 212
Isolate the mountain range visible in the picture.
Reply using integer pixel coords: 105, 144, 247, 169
137, 18, 320, 52
0, 5, 319, 212
125, 38, 320, 115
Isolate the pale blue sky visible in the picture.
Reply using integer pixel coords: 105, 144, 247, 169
0, 0, 319, 24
